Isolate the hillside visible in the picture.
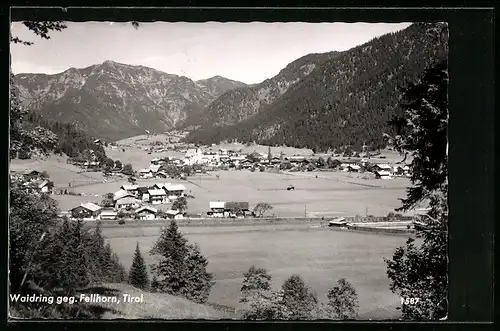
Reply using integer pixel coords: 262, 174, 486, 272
186, 23, 448, 152
88, 283, 235, 319
197, 51, 342, 127
14, 61, 246, 141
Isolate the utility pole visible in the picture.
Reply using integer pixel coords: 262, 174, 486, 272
304, 205, 307, 219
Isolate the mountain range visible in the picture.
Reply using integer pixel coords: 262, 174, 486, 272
14, 61, 246, 141
14, 22, 448, 151
186, 22, 449, 152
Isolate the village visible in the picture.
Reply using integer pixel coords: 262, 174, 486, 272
11, 141, 413, 223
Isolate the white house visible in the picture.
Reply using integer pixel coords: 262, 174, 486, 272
166, 209, 184, 220
114, 189, 133, 201
139, 169, 153, 178
135, 206, 158, 220
208, 201, 225, 218
164, 183, 186, 200
149, 164, 162, 174
374, 164, 393, 172
38, 180, 53, 193
70, 202, 102, 220
120, 185, 139, 196
184, 148, 203, 165
347, 164, 361, 172
374, 170, 392, 179
148, 189, 169, 204
115, 196, 141, 209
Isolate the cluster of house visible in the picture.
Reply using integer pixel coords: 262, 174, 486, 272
207, 201, 253, 218
64, 182, 188, 221
339, 163, 411, 179
138, 158, 186, 179
11, 170, 54, 194
113, 183, 187, 206
67, 202, 183, 221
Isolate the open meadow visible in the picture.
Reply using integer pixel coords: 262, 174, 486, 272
51, 170, 412, 217
103, 223, 411, 319
11, 153, 413, 217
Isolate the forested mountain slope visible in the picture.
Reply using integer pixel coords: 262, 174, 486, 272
196, 51, 342, 127
186, 23, 448, 152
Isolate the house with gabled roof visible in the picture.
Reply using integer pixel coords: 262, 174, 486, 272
114, 189, 133, 201
115, 196, 142, 210
139, 168, 153, 178
149, 164, 162, 173
164, 183, 186, 199
374, 170, 392, 179
135, 206, 158, 220
148, 188, 168, 204
165, 209, 184, 220
38, 180, 54, 193
70, 202, 102, 220
120, 184, 139, 196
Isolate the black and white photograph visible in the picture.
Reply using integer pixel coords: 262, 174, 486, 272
9, 14, 449, 321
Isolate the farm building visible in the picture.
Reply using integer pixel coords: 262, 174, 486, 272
225, 201, 250, 217
115, 197, 141, 209
100, 209, 118, 220
139, 169, 153, 178
155, 171, 168, 179
151, 183, 168, 190
148, 189, 169, 204
135, 206, 158, 220
120, 185, 139, 196
287, 156, 306, 164
374, 170, 392, 179
23, 171, 45, 183
207, 201, 250, 218
347, 164, 361, 172
165, 209, 184, 220
38, 180, 54, 193
164, 183, 186, 199
207, 201, 225, 217
149, 164, 162, 174
373, 164, 393, 172
114, 189, 133, 201
70, 203, 102, 220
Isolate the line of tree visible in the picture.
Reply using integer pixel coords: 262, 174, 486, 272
239, 265, 359, 320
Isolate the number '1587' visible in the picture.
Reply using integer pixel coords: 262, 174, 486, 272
401, 297, 420, 305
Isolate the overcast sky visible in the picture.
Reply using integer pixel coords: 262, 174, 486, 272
11, 22, 411, 84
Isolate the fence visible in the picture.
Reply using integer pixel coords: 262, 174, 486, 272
91, 215, 416, 229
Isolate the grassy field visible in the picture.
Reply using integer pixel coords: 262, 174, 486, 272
9, 155, 107, 189
184, 170, 412, 218
103, 223, 410, 319
11, 153, 413, 217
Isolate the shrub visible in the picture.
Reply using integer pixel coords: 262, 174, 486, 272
240, 266, 272, 303
118, 219, 125, 225
318, 278, 359, 320
281, 275, 318, 320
